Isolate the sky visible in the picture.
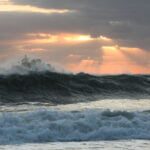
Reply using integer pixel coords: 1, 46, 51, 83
0, 0, 150, 74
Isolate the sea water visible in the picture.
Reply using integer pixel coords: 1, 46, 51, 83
0, 99, 149, 149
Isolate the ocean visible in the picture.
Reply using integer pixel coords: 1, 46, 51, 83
0, 71, 149, 149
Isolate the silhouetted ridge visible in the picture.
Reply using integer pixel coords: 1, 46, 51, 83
0, 72, 149, 104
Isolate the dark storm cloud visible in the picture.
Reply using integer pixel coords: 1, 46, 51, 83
1, 0, 148, 50
12, 0, 83, 9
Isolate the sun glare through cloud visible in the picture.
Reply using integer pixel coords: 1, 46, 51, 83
0, 0, 71, 14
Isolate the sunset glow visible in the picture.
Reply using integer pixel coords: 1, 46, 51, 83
0, 3, 70, 14
27, 33, 94, 44
100, 46, 150, 74
64, 35, 92, 42
0, 0, 149, 74
67, 45, 150, 74
100, 36, 113, 42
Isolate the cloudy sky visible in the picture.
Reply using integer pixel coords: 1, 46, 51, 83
0, 0, 150, 74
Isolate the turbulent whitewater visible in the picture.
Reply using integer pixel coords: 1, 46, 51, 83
0, 108, 150, 144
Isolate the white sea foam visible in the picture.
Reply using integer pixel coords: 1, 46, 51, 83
0, 141, 150, 150
0, 109, 149, 144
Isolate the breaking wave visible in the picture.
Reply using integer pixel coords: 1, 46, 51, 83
0, 109, 150, 144
0, 72, 149, 104
0, 56, 149, 104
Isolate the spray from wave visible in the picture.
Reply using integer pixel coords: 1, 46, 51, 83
0, 56, 56, 75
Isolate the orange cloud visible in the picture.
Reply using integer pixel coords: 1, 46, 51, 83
99, 36, 113, 42
28, 48, 46, 52
26, 33, 114, 45
26, 33, 95, 44
0, 2, 71, 14
0, 0, 10, 4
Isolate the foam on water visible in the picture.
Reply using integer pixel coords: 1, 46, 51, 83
0, 99, 150, 112
0, 141, 150, 150
0, 108, 150, 145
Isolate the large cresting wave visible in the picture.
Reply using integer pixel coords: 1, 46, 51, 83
0, 56, 149, 104
0, 109, 150, 144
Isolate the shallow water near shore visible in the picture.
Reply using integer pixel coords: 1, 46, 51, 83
0, 99, 149, 149
0, 140, 150, 150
